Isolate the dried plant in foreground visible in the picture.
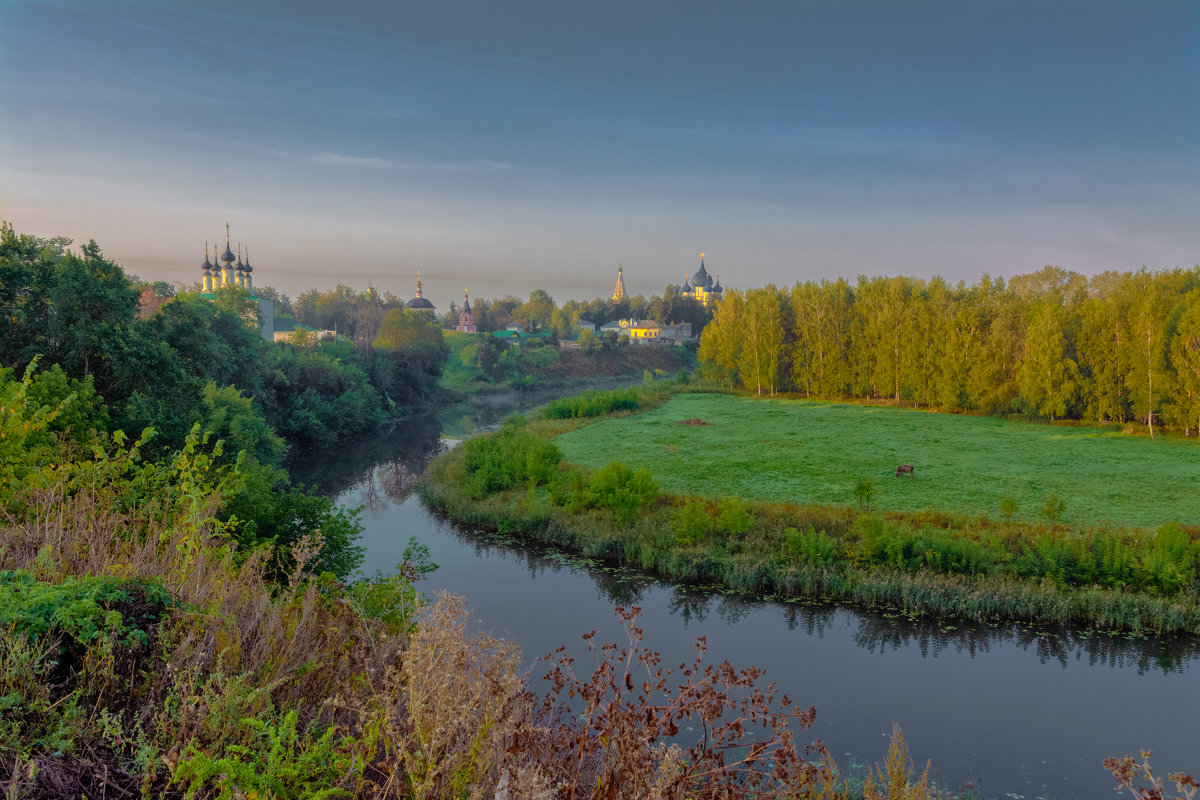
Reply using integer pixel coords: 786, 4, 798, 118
1106, 751, 1199, 800
503, 605, 838, 799
863, 723, 932, 800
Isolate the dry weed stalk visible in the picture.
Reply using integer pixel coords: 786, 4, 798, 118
506, 604, 837, 800
371, 593, 524, 799
863, 723, 932, 800
1106, 752, 1199, 800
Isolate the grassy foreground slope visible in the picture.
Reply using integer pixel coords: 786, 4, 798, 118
554, 393, 1200, 530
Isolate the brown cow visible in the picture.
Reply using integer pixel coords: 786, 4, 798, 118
895, 464, 915, 477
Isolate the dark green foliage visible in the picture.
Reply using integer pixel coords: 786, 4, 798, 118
0, 571, 173, 648
221, 464, 364, 580
172, 710, 354, 800
539, 388, 644, 420
21, 364, 110, 447
670, 497, 754, 546
564, 461, 659, 527
345, 538, 438, 632
784, 526, 839, 565
200, 382, 286, 467
671, 498, 714, 545
458, 429, 563, 499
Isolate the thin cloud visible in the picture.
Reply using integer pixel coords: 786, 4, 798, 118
271, 150, 514, 172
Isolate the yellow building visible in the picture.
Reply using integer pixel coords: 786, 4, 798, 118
601, 319, 659, 340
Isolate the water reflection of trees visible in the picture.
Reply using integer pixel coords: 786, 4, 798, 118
848, 611, 1195, 674
438, 519, 1199, 675
288, 413, 445, 505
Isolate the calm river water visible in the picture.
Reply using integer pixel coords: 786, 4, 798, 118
293, 399, 1198, 799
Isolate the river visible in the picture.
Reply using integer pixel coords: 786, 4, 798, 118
292, 398, 1199, 799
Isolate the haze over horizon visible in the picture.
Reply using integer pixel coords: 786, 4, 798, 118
1, 0, 1196, 305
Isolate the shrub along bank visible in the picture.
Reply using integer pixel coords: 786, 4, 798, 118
418, 390, 1200, 634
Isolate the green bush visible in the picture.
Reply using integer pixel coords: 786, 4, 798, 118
784, 526, 839, 566
539, 388, 643, 420
459, 429, 563, 499
0, 570, 173, 648
715, 497, 754, 537
671, 499, 714, 545
577, 462, 659, 527
172, 710, 357, 800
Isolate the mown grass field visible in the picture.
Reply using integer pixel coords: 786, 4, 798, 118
553, 393, 1200, 529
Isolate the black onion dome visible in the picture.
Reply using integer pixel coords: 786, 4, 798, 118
713, 276, 723, 292
221, 242, 235, 264
405, 296, 436, 310
243, 248, 253, 273
680, 278, 691, 295
202, 251, 212, 271
691, 258, 712, 289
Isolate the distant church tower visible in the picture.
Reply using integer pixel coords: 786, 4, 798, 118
457, 290, 476, 332
218, 223, 236, 288
404, 271, 437, 313
201, 242, 214, 293
243, 247, 254, 293
612, 263, 626, 302
680, 252, 723, 307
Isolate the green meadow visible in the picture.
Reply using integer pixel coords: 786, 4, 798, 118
553, 393, 1200, 530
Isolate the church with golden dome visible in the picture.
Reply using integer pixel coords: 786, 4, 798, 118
680, 253, 723, 307
197, 223, 274, 340
201, 223, 256, 294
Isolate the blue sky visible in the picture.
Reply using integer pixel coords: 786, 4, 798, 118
1, 0, 1196, 303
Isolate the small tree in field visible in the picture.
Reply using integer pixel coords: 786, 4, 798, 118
1000, 496, 1018, 526
1040, 493, 1066, 532
853, 477, 876, 512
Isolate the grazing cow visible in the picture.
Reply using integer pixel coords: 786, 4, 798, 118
895, 464, 915, 477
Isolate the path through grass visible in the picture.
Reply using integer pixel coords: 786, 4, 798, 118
553, 393, 1200, 529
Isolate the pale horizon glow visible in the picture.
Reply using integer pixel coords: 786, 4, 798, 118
1, 0, 1197, 304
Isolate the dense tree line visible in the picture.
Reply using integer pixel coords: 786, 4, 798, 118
700, 266, 1200, 436
1, 222, 448, 577
449, 286, 712, 339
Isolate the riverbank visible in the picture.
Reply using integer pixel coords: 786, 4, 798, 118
417, 388, 1200, 634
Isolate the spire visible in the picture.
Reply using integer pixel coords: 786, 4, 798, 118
236, 243, 244, 270
202, 241, 212, 270
243, 246, 252, 273
612, 262, 626, 302
462, 288, 471, 314
220, 222, 235, 264
415, 270, 423, 298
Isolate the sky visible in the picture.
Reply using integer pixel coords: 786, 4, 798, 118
1, 0, 1197, 305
